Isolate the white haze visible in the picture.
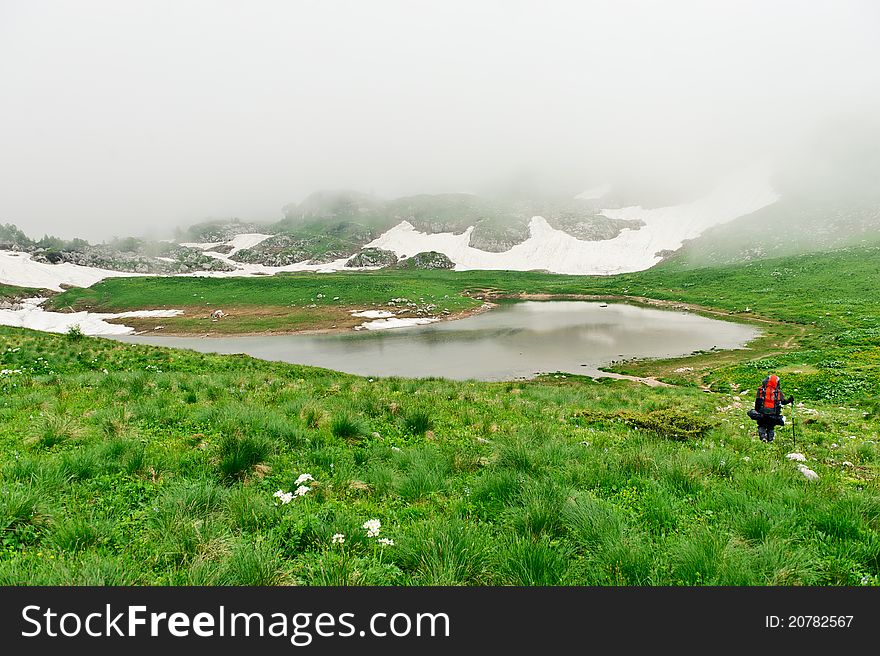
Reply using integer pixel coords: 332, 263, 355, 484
1, 0, 879, 241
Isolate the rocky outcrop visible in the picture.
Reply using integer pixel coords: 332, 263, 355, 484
30, 245, 235, 274
182, 219, 264, 242
396, 251, 455, 270
233, 235, 325, 266
345, 248, 398, 268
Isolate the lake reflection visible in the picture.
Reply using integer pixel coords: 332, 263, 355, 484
114, 301, 758, 381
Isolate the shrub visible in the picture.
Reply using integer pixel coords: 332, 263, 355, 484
65, 324, 84, 341
574, 408, 713, 440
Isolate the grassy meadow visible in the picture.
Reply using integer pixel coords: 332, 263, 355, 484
0, 283, 46, 303
1, 243, 879, 585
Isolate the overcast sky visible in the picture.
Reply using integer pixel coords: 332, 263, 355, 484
1, 0, 879, 241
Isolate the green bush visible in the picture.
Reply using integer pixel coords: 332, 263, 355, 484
65, 324, 84, 341
574, 408, 713, 440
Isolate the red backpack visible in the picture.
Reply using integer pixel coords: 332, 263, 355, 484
757, 375, 781, 413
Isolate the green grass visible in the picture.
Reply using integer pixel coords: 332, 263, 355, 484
0, 283, 46, 303
46, 271, 481, 313
1, 242, 879, 585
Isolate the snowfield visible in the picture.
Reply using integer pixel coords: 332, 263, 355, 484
0, 251, 139, 292
0, 298, 182, 335
367, 171, 779, 275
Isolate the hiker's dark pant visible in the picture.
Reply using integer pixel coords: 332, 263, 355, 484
748, 409, 784, 442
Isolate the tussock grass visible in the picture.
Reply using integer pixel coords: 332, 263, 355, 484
495, 536, 571, 585
220, 540, 282, 585
225, 488, 276, 532
31, 413, 83, 448
330, 413, 366, 441
470, 469, 523, 518
218, 434, 271, 481
393, 520, 491, 585
401, 407, 434, 436
0, 485, 43, 534
563, 493, 626, 551
394, 449, 449, 501
505, 483, 566, 538
49, 513, 113, 552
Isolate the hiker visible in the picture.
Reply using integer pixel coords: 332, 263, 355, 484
747, 374, 794, 442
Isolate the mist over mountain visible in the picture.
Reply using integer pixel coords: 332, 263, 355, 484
2, 1, 879, 243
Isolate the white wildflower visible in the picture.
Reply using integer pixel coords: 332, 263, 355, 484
377, 538, 395, 547
294, 473, 314, 486
293, 485, 310, 497
331, 533, 345, 545
362, 518, 381, 537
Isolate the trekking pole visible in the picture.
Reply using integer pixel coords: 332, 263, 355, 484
791, 402, 796, 451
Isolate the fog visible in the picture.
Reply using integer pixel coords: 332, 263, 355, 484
1, 0, 879, 241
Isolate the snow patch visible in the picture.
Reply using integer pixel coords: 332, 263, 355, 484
360, 317, 438, 330
0, 298, 183, 336
226, 233, 272, 256
351, 310, 396, 319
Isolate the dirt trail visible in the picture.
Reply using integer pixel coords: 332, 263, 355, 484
593, 371, 673, 387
